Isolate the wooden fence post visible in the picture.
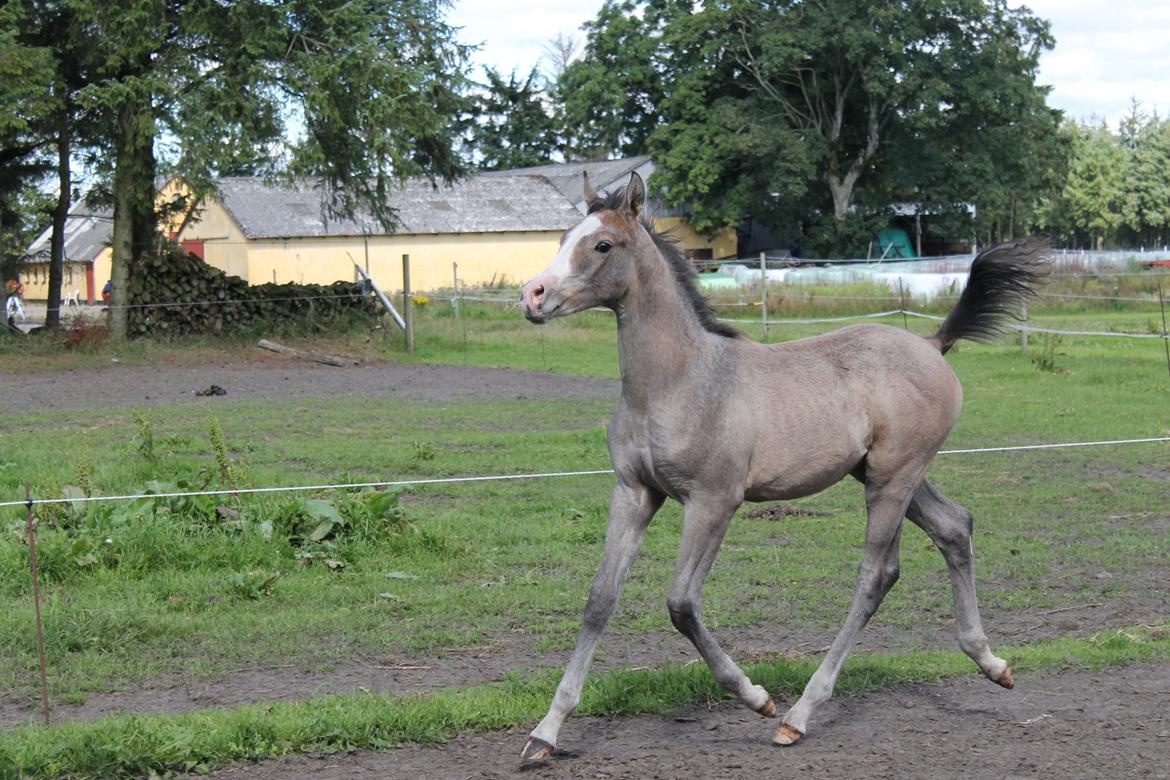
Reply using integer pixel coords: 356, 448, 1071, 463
760, 251, 768, 339
1021, 302, 1029, 352
26, 483, 50, 725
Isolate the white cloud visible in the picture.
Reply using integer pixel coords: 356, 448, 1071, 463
447, 0, 604, 79
1020, 0, 1170, 124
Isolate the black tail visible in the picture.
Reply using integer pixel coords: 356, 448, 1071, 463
933, 237, 1049, 355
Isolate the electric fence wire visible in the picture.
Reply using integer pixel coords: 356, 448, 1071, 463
3, 437, 1168, 510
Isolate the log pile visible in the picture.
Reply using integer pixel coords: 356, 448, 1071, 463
126, 248, 377, 337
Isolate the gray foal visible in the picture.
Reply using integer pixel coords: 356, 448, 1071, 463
518, 171, 1046, 760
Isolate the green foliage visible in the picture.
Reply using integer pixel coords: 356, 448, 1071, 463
31, 0, 472, 338
1031, 333, 1063, 373
1039, 104, 1170, 248
1120, 107, 1170, 246
1043, 105, 1170, 249
467, 67, 559, 170
561, 0, 1058, 256
1041, 120, 1128, 247
72, 452, 93, 498
130, 411, 155, 462
0, 0, 59, 278
557, 0, 674, 159
206, 413, 239, 490
227, 570, 280, 601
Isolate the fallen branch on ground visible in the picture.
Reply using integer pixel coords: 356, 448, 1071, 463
258, 339, 358, 367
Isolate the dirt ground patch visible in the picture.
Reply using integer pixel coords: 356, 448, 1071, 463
190, 660, 1170, 780
1, 359, 619, 414
2, 573, 1164, 730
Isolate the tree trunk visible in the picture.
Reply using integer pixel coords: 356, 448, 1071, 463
827, 174, 852, 225
109, 136, 133, 340
826, 168, 860, 255
46, 107, 71, 330
824, 100, 881, 257
108, 100, 156, 340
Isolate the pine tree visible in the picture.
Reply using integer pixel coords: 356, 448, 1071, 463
469, 67, 559, 170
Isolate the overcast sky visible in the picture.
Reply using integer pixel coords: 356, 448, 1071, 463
447, 0, 1170, 128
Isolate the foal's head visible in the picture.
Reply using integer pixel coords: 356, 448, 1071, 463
521, 172, 647, 323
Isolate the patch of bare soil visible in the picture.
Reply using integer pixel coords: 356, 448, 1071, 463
3, 596, 1165, 730
0, 360, 619, 414
744, 503, 833, 521
190, 660, 1170, 780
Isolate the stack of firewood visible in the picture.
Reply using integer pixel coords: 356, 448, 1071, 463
126, 248, 376, 337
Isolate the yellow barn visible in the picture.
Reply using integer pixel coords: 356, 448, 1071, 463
21, 194, 113, 304
174, 156, 736, 294
20, 158, 737, 302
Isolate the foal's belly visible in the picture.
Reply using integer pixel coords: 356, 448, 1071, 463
743, 458, 859, 502
740, 418, 869, 501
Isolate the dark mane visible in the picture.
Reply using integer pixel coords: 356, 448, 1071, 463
589, 186, 741, 339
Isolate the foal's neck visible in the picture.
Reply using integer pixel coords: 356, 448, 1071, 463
614, 238, 721, 404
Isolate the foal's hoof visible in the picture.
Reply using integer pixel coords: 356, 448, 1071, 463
773, 723, 803, 746
994, 666, 1015, 689
521, 736, 555, 762
757, 698, 777, 718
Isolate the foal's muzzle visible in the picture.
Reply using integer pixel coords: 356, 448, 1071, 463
521, 274, 556, 324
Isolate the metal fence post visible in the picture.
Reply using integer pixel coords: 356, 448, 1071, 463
402, 254, 414, 354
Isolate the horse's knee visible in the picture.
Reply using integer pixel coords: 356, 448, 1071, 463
667, 595, 698, 634
859, 555, 899, 594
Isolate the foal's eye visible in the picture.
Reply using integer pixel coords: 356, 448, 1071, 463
595, 240, 613, 254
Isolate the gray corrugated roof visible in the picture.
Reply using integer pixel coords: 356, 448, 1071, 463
23, 194, 112, 263
215, 174, 582, 239
482, 156, 653, 207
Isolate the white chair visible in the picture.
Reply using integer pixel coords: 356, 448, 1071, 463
64, 289, 81, 306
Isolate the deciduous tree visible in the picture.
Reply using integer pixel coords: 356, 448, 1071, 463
560, 0, 1058, 256
67, 0, 470, 339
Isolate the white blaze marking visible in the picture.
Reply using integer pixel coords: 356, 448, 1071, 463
544, 215, 603, 279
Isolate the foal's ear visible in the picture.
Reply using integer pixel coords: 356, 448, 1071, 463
582, 172, 602, 211
624, 172, 645, 218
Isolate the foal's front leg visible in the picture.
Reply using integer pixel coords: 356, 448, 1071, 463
668, 495, 777, 717
522, 480, 664, 762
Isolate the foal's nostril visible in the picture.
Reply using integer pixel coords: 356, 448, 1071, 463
533, 284, 545, 299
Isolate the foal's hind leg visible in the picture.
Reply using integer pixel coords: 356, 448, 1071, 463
906, 480, 1013, 688
668, 495, 776, 717
776, 472, 913, 746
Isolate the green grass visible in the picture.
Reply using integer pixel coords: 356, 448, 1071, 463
2, 289, 1168, 775
1, 625, 1167, 779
